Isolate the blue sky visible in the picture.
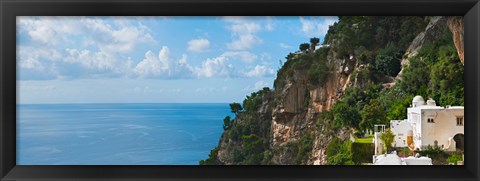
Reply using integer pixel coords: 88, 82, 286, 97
17, 16, 338, 104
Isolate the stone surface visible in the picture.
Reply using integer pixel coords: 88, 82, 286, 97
447, 16, 464, 65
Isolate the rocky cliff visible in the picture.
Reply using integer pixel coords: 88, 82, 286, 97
398, 16, 464, 79
447, 17, 464, 65
203, 16, 464, 165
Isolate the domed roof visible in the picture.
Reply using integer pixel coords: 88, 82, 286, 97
412, 95, 425, 107
412, 95, 424, 102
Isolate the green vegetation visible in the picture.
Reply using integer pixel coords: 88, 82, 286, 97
299, 43, 310, 52
396, 29, 464, 107
352, 142, 375, 164
379, 128, 395, 152
205, 88, 273, 165
397, 147, 413, 157
416, 145, 449, 165
199, 147, 220, 165
229, 103, 243, 115
325, 16, 427, 59
355, 136, 373, 144
323, 17, 461, 165
202, 16, 463, 165
360, 99, 387, 131
332, 101, 361, 129
446, 153, 463, 165
310, 37, 320, 51
307, 47, 331, 86
326, 137, 354, 165
294, 132, 314, 164
374, 42, 403, 77
223, 116, 233, 130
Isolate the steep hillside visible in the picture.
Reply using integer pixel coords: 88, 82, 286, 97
200, 16, 464, 165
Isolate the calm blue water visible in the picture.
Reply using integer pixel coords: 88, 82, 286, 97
17, 103, 231, 165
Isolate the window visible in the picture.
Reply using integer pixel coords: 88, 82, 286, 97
456, 117, 463, 126
427, 118, 435, 123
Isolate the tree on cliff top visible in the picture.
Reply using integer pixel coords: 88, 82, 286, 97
223, 116, 233, 130
229, 103, 243, 115
310, 37, 320, 51
299, 43, 310, 53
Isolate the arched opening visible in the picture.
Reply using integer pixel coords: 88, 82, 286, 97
453, 133, 464, 151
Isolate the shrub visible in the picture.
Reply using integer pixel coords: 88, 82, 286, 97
379, 128, 395, 151
199, 147, 220, 165
352, 142, 375, 164
327, 137, 354, 165
295, 132, 314, 164
446, 153, 463, 165
332, 101, 361, 129
374, 42, 403, 77
417, 145, 449, 165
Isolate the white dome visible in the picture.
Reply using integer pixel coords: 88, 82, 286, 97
426, 98, 436, 106
412, 96, 425, 107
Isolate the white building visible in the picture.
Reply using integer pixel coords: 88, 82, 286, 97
390, 119, 411, 147
373, 151, 433, 165
389, 96, 464, 152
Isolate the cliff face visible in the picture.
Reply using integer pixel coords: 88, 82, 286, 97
447, 17, 464, 65
398, 16, 464, 79
209, 16, 464, 165
398, 17, 447, 79
270, 50, 358, 164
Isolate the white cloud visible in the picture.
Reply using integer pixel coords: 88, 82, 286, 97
187, 38, 210, 52
194, 56, 235, 78
18, 17, 154, 52
194, 86, 228, 93
243, 65, 275, 78
20, 85, 57, 91
17, 17, 280, 81
81, 17, 154, 53
299, 16, 338, 37
133, 86, 153, 94
17, 17, 157, 80
265, 16, 275, 31
17, 17, 82, 45
228, 22, 262, 33
222, 16, 247, 23
279, 43, 293, 49
64, 48, 118, 71
254, 80, 269, 90
134, 46, 194, 79
227, 34, 262, 50
242, 80, 270, 92
17, 46, 61, 70
221, 51, 257, 63
225, 20, 263, 50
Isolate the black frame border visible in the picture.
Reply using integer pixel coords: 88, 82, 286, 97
1, 0, 479, 180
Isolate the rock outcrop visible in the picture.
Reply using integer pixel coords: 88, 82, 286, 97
398, 16, 464, 80
447, 16, 464, 65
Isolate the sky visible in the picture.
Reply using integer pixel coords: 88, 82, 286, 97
17, 16, 338, 104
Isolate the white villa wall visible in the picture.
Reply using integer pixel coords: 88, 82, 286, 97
400, 97, 463, 151
433, 108, 464, 151
381, 96, 464, 153
407, 109, 423, 149
390, 120, 411, 147
374, 132, 384, 155
420, 109, 443, 148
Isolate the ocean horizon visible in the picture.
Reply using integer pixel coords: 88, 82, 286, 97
17, 103, 232, 165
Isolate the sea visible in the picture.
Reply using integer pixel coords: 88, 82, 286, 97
16, 103, 232, 165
